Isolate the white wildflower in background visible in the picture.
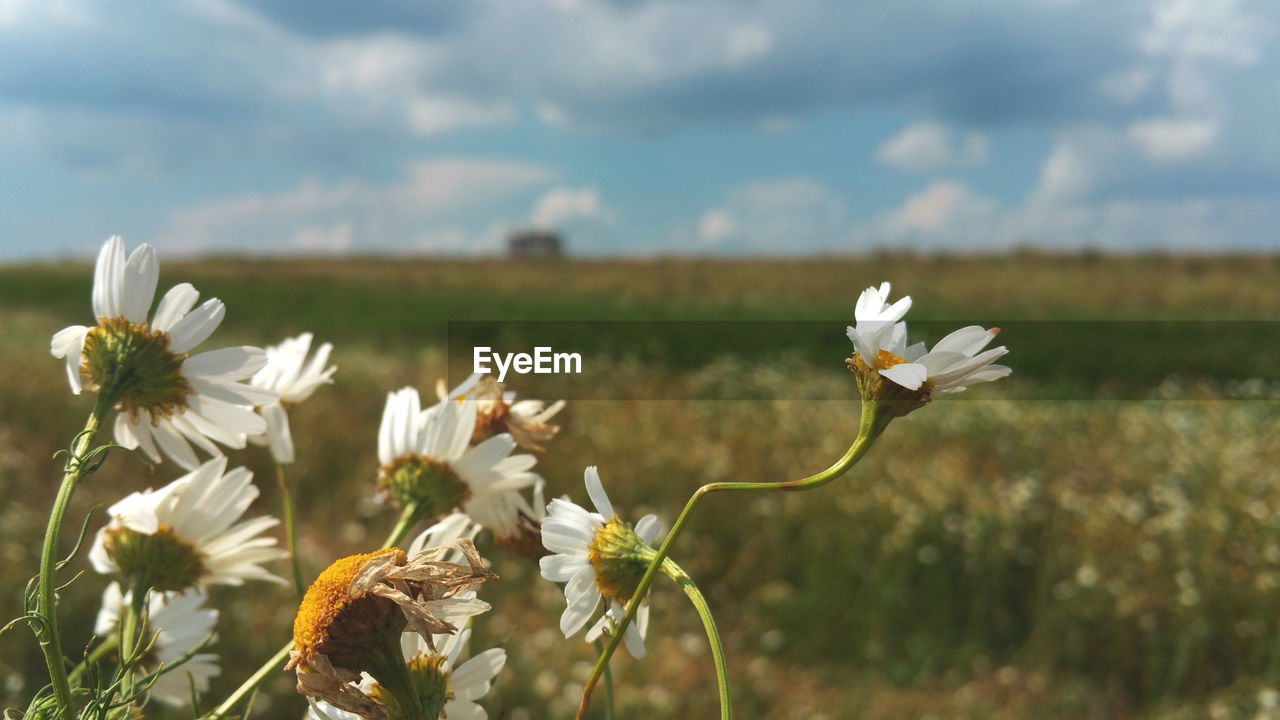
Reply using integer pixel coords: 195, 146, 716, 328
845, 281, 1010, 415
94, 582, 220, 706
540, 466, 661, 659
438, 374, 566, 451
249, 332, 337, 463
376, 388, 542, 544
50, 236, 274, 470
88, 456, 287, 592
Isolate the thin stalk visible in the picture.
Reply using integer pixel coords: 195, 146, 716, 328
36, 394, 113, 720
662, 560, 730, 720
382, 500, 422, 549
204, 642, 293, 719
593, 640, 616, 720
576, 399, 892, 720
118, 575, 150, 697
67, 635, 119, 684
276, 462, 306, 596
202, 502, 423, 719
366, 640, 424, 719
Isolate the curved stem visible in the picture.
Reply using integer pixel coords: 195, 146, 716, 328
593, 640, 616, 720
662, 560, 730, 720
276, 462, 306, 596
383, 500, 422, 549
202, 502, 424, 719
576, 399, 891, 719
36, 396, 112, 720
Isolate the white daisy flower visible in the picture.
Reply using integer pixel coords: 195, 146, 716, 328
376, 387, 542, 543
50, 236, 274, 470
88, 456, 288, 592
304, 627, 506, 720
845, 284, 1010, 416
874, 325, 1012, 393
94, 582, 220, 706
540, 466, 662, 659
249, 332, 337, 464
438, 374, 566, 451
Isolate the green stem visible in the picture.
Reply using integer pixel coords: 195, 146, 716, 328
366, 639, 424, 719
67, 635, 119, 684
119, 575, 151, 697
383, 500, 422, 549
662, 560, 731, 720
576, 399, 892, 720
35, 394, 113, 720
204, 642, 294, 719
201, 502, 424, 719
276, 462, 306, 596
593, 640, 616, 720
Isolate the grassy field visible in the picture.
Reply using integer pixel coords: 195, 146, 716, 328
1, 253, 1279, 719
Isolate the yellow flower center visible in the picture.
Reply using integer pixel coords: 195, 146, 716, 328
293, 549, 408, 670
369, 652, 455, 720
81, 317, 191, 418
103, 524, 206, 593
872, 349, 907, 370
378, 456, 472, 522
588, 517, 656, 605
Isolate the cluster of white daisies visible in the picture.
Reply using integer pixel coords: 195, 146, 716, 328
61, 238, 557, 713
53, 238, 1009, 717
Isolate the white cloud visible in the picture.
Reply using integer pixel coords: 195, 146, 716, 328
875, 122, 988, 174
699, 209, 735, 242
292, 222, 353, 253
887, 181, 984, 233
1031, 140, 1099, 205
1127, 117, 1218, 161
725, 24, 774, 66
406, 96, 514, 136
1141, 0, 1264, 65
530, 186, 607, 228
162, 157, 554, 253
685, 177, 847, 252
1097, 66, 1153, 104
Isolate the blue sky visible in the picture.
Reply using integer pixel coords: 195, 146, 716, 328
1, 0, 1277, 258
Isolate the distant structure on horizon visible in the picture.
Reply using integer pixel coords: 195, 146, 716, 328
507, 228, 564, 259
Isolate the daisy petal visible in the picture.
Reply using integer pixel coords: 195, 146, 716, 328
92, 236, 125, 319
560, 585, 600, 637
120, 243, 158, 323
168, 299, 226, 354
584, 466, 613, 518
150, 283, 199, 333
184, 347, 268, 381
879, 362, 928, 391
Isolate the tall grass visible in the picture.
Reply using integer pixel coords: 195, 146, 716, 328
1, 255, 1277, 719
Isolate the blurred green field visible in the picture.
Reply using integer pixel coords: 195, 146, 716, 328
2, 253, 1280, 719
